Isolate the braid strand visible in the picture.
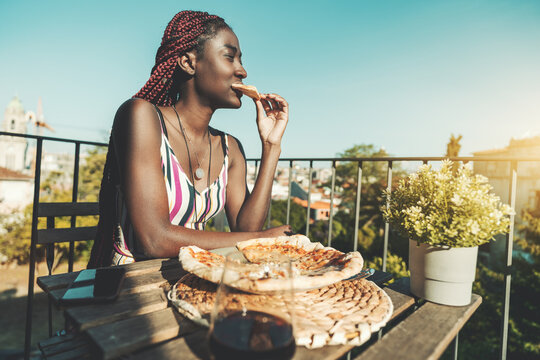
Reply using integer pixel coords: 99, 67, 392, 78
133, 10, 224, 106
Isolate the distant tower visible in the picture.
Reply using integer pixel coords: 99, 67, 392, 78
0, 96, 29, 172
25, 96, 54, 135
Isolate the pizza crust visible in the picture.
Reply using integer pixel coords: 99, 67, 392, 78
179, 246, 225, 284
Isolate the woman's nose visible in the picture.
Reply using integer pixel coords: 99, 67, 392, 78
236, 64, 247, 79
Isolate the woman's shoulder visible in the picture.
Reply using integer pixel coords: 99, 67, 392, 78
116, 98, 158, 119
221, 132, 246, 163
210, 129, 241, 151
112, 98, 162, 143
113, 98, 161, 127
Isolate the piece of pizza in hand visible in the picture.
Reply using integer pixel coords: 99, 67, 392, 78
231, 83, 261, 100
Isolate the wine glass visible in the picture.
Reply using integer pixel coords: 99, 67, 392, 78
208, 252, 296, 360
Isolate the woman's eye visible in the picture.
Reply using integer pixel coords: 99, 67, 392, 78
225, 55, 234, 61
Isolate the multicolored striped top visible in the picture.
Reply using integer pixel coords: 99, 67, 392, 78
111, 106, 229, 265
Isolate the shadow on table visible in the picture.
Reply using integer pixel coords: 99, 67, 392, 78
184, 330, 211, 360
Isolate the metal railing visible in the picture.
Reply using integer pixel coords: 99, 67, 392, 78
2, 131, 538, 359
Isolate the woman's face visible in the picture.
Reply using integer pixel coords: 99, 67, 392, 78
193, 28, 247, 109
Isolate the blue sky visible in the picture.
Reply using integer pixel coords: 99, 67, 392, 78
1, 0, 540, 158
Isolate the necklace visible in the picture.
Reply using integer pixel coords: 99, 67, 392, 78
172, 106, 212, 227
172, 106, 212, 181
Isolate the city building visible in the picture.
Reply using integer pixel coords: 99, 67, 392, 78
293, 197, 338, 222
1, 97, 77, 212
0, 96, 30, 173
473, 135, 540, 216
0, 166, 33, 215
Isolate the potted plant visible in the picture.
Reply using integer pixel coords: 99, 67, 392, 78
382, 160, 514, 306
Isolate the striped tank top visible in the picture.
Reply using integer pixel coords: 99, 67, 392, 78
111, 106, 229, 265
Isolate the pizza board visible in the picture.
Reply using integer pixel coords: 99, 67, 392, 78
168, 273, 393, 349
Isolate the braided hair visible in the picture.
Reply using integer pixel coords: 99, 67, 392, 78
134, 10, 230, 106
88, 11, 230, 268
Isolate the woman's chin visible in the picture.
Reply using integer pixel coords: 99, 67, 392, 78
227, 98, 243, 109
214, 95, 243, 109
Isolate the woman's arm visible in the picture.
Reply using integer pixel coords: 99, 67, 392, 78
225, 93, 289, 231
113, 98, 289, 258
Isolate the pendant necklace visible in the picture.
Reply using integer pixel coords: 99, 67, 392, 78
172, 106, 212, 226
172, 106, 212, 182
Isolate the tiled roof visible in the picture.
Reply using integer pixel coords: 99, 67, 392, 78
0, 166, 33, 180
293, 197, 337, 210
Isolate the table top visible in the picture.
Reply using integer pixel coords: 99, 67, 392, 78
36, 258, 481, 360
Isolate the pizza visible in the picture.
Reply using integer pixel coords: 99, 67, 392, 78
231, 83, 261, 100
179, 235, 364, 293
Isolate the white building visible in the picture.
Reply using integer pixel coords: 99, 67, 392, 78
0, 96, 30, 173
0, 166, 33, 215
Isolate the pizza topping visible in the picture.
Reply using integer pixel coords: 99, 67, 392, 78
242, 244, 309, 263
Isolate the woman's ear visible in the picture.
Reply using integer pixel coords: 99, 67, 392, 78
177, 52, 197, 76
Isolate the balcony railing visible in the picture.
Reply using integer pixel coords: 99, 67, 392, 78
2, 130, 539, 360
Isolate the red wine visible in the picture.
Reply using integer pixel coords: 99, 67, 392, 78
209, 310, 295, 360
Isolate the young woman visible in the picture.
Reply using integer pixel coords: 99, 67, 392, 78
88, 10, 292, 268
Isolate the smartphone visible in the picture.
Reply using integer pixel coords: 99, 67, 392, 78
59, 267, 126, 305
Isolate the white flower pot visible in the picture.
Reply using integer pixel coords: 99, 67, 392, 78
409, 239, 478, 306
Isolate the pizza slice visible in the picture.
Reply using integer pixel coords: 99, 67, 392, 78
231, 83, 261, 100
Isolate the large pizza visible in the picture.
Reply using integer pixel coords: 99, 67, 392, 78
178, 235, 364, 293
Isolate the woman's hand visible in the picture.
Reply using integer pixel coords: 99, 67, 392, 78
260, 225, 294, 237
254, 93, 289, 147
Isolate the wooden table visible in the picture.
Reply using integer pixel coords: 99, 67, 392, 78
36, 258, 481, 360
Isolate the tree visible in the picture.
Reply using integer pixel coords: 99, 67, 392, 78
268, 200, 307, 235
78, 147, 107, 202
324, 145, 408, 264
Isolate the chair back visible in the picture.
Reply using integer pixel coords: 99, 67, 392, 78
25, 200, 99, 359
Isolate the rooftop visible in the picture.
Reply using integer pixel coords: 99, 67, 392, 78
0, 166, 33, 180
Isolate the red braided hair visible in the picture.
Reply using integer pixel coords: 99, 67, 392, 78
133, 10, 229, 106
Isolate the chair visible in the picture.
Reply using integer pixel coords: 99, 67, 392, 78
24, 201, 99, 359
